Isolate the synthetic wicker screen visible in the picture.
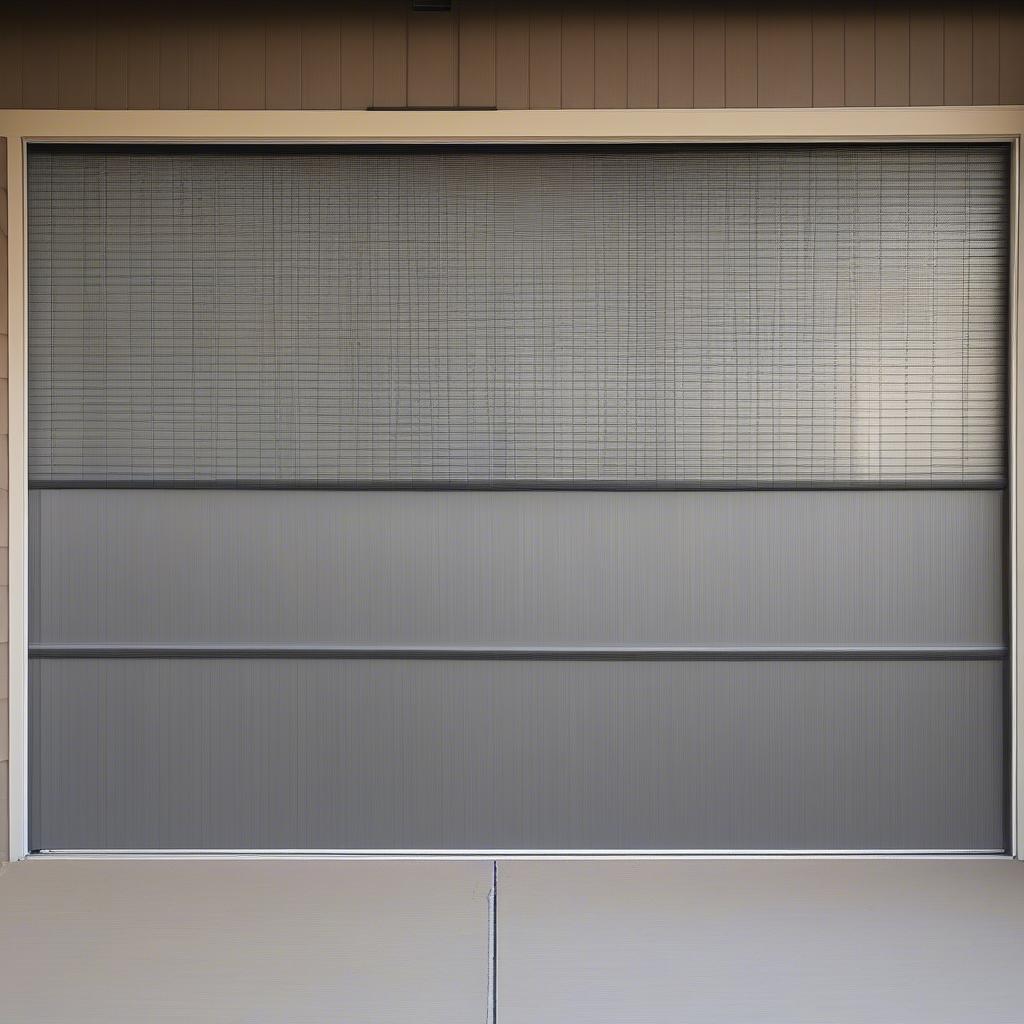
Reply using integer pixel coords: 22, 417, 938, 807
27, 144, 1008, 487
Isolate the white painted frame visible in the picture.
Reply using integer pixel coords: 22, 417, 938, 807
3, 106, 1023, 863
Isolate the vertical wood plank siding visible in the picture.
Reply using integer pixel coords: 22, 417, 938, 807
159, 24, 190, 109
811, 12, 845, 107
875, 7, 911, 106
692, 8, 727, 108
300, 11, 342, 109
657, 10, 694, 109
341, 8, 374, 111
408, 9, 458, 108
1, 1, 1022, 861
528, 11, 562, 109
2, 4, 1021, 111
594, 12, 628, 109
371, 3, 409, 109
724, 8, 757, 108
495, 8, 529, 109
909, 10, 944, 106
266, 15, 302, 110
626, 13, 659, 109
459, 2, 497, 108
127, 19, 161, 109
561, 8, 596, 109
758, 11, 813, 108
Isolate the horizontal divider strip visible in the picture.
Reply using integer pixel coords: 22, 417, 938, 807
28, 479, 1008, 492
29, 849, 1010, 859
28, 643, 1009, 661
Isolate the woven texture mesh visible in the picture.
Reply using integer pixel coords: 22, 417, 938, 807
28, 144, 1008, 486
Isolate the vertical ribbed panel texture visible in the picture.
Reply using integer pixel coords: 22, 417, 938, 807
29, 658, 1005, 851
28, 144, 1008, 487
28, 489, 1005, 647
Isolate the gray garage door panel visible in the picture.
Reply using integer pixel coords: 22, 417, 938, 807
29, 658, 1004, 852
30, 488, 1004, 647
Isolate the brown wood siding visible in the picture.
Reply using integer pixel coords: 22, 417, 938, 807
692, 8, 726, 108
627, 13, 659, 109
299, 11, 342, 110
758, 11, 813, 108
409, 8, 458, 108
909, 10, 944, 106
657, 10, 694, 109
342, 8, 375, 111
459, 2, 497, 108
561, 8, 595, 109
266, 16, 301, 111
495, 8, 529, 110
594, 12, 628, 109
811, 12, 845, 107
2, 3, 1022, 111
159, 25, 190, 109
372, 3, 409, 109
128, 20, 161, 109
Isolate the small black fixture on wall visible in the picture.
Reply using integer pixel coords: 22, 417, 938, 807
411, 1, 454, 11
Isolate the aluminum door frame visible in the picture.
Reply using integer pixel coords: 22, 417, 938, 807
2, 106, 1022, 863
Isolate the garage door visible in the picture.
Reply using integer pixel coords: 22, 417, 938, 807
27, 144, 1008, 852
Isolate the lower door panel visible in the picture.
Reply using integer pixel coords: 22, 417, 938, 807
29, 657, 1004, 852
